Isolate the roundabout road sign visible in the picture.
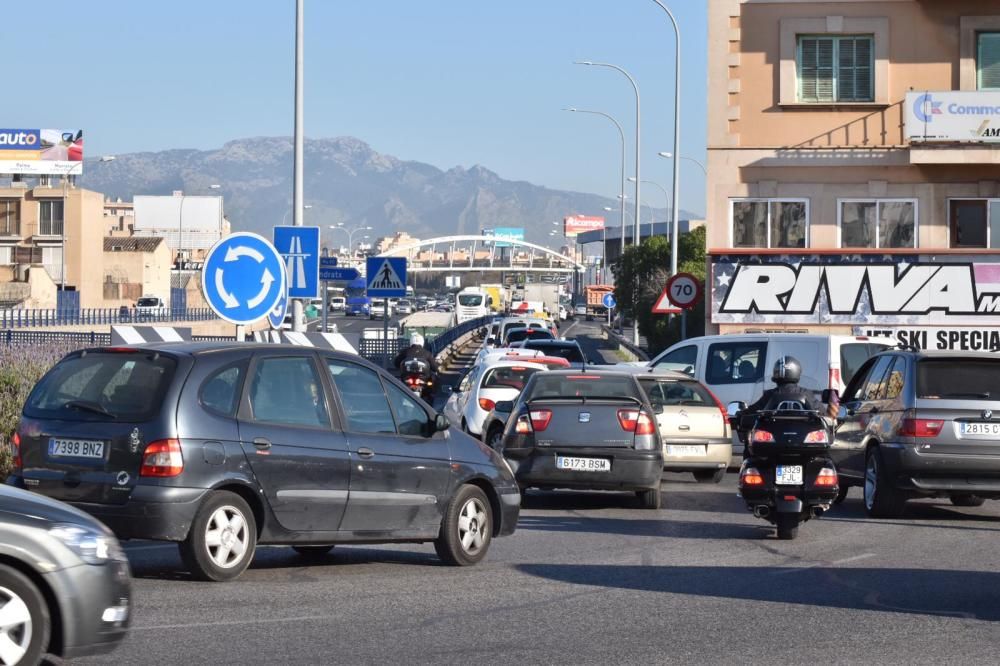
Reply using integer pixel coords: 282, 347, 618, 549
267, 287, 289, 330
665, 272, 702, 310
202, 232, 287, 325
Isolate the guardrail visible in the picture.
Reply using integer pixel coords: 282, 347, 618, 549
0, 308, 217, 328
428, 315, 492, 356
601, 324, 650, 363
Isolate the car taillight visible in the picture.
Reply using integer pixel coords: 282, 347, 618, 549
11, 432, 21, 473
140, 439, 183, 477
741, 466, 765, 486
479, 398, 496, 411
804, 429, 829, 444
515, 414, 533, 434
618, 409, 640, 432
899, 418, 944, 438
815, 467, 838, 487
751, 429, 775, 443
529, 409, 552, 431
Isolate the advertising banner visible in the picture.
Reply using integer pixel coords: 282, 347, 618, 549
853, 326, 1000, 352
0, 129, 84, 175
711, 252, 1000, 327
483, 227, 524, 248
905, 91, 1000, 143
563, 215, 605, 238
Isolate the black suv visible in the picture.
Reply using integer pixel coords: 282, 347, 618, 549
831, 349, 1000, 517
9, 343, 520, 581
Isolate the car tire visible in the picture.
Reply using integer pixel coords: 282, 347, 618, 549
834, 485, 850, 504
693, 469, 726, 484
636, 483, 662, 510
486, 425, 504, 451
864, 446, 906, 519
775, 513, 799, 540
950, 494, 986, 508
292, 545, 335, 557
180, 491, 257, 582
0, 564, 49, 666
434, 485, 493, 567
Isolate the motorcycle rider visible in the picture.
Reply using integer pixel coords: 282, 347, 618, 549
744, 355, 823, 413
393, 332, 439, 383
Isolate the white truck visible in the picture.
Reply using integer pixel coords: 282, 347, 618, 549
523, 284, 560, 318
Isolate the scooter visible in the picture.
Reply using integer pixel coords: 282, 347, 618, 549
728, 397, 839, 540
401, 358, 435, 402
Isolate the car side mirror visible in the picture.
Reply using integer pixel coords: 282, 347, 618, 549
821, 388, 840, 404
726, 401, 747, 418
836, 404, 853, 423
435, 413, 450, 432
653, 403, 665, 415
486, 337, 496, 345
494, 400, 514, 413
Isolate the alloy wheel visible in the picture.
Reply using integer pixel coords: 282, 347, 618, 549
204, 505, 250, 569
457, 497, 488, 555
0, 586, 32, 666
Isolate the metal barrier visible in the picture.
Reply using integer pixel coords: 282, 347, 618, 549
428, 315, 492, 356
1, 329, 112, 346
0, 308, 217, 328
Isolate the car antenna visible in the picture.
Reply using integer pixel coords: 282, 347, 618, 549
574, 340, 587, 373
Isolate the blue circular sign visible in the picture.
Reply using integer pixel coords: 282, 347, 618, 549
202, 232, 287, 325
602, 293, 617, 309
267, 288, 289, 330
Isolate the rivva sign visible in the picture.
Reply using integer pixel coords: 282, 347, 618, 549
711, 253, 1000, 326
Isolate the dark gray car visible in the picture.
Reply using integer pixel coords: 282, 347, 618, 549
832, 350, 1000, 517
0, 485, 131, 664
9, 343, 520, 582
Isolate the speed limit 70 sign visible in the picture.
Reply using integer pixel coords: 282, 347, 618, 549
665, 272, 702, 310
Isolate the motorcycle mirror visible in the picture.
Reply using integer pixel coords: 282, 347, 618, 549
836, 404, 850, 424
726, 401, 746, 418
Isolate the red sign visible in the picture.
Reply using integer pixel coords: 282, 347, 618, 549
666, 273, 703, 310
652, 289, 681, 314
563, 215, 605, 238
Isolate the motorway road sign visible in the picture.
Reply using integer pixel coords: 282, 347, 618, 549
320, 267, 359, 281
273, 226, 320, 299
602, 293, 617, 309
320, 256, 338, 267
665, 272, 702, 310
202, 232, 287, 325
366, 257, 407, 297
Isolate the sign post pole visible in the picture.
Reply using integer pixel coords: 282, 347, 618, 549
322, 279, 328, 333
383, 306, 390, 369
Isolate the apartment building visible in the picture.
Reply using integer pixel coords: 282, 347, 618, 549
707, 0, 1000, 351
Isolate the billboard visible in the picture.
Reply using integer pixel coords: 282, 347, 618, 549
482, 226, 524, 248
563, 215, 605, 238
711, 252, 1000, 327
0, 129, 83, 175
905, 91, 1000, 143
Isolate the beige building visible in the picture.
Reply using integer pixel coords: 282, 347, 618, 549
706, 0, 1000, 351
102, 237, 172, 306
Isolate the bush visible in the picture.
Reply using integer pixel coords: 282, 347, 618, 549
0, 344, 80, 481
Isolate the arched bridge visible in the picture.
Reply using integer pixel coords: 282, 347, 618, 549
379, 235, 584, 273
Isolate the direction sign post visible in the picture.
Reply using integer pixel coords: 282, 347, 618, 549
202, 232, 287, 328
318, 257, 340, 333
367, 257, 408, 368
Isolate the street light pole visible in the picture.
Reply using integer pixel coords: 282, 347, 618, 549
291, 0, 305, 332
575, 61, 641, 254
648, 0, 682, 278
630, 177, 670, 240
564, 108, 627, 257
659, 151, 706, 177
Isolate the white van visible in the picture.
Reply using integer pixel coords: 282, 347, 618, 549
646, 334, 893, 409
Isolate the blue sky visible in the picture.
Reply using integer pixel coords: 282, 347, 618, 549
5, 0, 707, 214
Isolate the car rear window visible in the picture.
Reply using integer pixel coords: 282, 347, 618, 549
25, 351, 177, 422
523, 343, 584, 363
136, 297, 160, 307
526, 374, 639, 400
840, 343, 886, 386
639, 379, 715, 407
916, 358, 1000, 399
481, 366, 540, 390
506, 329, 554, 344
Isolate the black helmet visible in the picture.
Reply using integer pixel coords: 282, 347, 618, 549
772, 355, 801, 384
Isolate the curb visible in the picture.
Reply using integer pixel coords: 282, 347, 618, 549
601, 325, 650, 363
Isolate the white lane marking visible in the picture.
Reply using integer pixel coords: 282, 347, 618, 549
770, 552, 876, 575
138, 615, 333, 631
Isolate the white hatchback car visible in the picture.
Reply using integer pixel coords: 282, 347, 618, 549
443, 360, 549, 436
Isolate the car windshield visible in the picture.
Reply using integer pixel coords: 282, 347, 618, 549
136, 297, 159, 307
481, 365, 540, 390
506, 328, 554, 344
525, 374, 639, 401
24, 351, 177, 422
523, 343, 584, 363
639, 378, 715, 407
916, 359, 1000, 399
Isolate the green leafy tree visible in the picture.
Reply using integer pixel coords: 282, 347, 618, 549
611, 226, 707, 355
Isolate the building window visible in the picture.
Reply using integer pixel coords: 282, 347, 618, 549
38, 200, 64, 236
0, 247, 11, 265
979, 32, 1000, 90
41, 246, 63, 283
0, 200, 18, 236
797, 36, 874, 102
949, 199, 1000, 248
731, 199, 809, 249
839, 200, 917, 249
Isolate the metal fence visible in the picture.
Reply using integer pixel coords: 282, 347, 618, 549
0, 330, 112, 347
0, 308, 217, 329
428, 315, 491, 356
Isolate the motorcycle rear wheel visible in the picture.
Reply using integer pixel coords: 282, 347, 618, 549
775, 513, 799, 540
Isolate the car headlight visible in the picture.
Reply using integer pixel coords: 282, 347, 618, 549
49, 524, 124, 565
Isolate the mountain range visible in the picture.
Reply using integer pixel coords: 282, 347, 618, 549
80, 136, 697, 246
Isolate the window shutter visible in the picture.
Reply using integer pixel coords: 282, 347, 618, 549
980, 33, 1000, 90
815, 38, 835, 101
799, 37, 835, 102
799, 38, 818, 101
838, 38, 873, 101
838, 39, 856, 101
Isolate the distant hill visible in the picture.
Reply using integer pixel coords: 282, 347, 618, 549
81, 136, 698, 246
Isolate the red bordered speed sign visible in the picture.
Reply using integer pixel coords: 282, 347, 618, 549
665, 273, 702, 310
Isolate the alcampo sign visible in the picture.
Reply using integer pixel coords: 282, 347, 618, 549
711, 253, 1000, 326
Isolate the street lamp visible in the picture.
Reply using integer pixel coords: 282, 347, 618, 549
629, 176, 670, 241
564, 107, 628, 256
60, 155, 115, 295
329, 224, 372, 264
647, 0, 682, 279
177, 183, 221, 270
574, 61, 642, 255
658, 151, 706, 176
281, 203, 312, 227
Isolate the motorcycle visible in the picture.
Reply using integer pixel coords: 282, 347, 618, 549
401, 357, 435, 401
728, 394, 839, 540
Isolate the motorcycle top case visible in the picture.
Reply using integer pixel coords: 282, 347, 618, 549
745, 411, 832, 458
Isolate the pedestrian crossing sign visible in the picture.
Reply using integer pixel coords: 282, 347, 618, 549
366, 257, 407, 297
